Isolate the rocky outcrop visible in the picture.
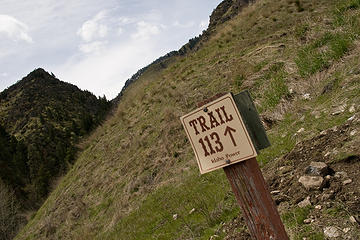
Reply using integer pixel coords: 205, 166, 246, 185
179, 0, 254, 55
208, 0, 254, 33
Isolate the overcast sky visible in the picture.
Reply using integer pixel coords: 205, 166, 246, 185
0, 0, 221, 99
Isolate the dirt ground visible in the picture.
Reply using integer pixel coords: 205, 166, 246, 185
219, 117, 360, 239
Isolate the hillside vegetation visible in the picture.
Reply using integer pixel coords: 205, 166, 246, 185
16, 0, 359, 239
0, 69, 111, 239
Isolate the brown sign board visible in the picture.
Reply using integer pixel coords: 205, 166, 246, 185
181, 93, 257, 174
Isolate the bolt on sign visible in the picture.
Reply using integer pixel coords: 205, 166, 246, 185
181, 93, 257, 174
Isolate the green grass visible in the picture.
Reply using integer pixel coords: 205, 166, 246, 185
253, 62, 289, 113
296, 0, 360, 77
257, 114, 297, 166
338, 0, 360, 12
295, 32, 353, 77
261, 71, 288, 111
253, 60, 269, 72
101, 171, 238, 240
234, 74, 245, 89
294, 24, 309, 40
324, 207, 343, 217
282, 207, 311, 228
282, 207, 325, 240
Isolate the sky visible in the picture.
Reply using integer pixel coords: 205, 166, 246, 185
0, 0, 221, 99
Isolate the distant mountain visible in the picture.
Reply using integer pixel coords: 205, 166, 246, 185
0, 68, 111, 239
0, 68, 111, 202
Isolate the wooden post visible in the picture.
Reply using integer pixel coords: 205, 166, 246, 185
191, 92, 288, 239
223, 157, 289, 240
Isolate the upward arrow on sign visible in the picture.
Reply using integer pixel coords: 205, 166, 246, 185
180, 93, 257, 174
224, 126, 237, 147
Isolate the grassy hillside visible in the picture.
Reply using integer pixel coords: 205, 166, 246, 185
17, 0, 360, 239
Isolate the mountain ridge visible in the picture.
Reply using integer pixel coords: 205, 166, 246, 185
0, 68, 111, 240
113, 0, 254, 105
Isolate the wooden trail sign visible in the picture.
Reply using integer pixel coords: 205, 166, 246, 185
181, 91, 289, 240
180, 93, 257, 174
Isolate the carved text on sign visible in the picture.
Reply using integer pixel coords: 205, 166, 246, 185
181, 93, 257, 174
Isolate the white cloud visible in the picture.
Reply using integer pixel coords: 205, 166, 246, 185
117, 16, 134, 25
0, 15, 33, 43
0, 0, 222, 98
79, 41, 107, 54
199, 19, 209, 30
131, 21, 161, 40
173, 20, 195, 28
117, 27, 123, 35
55, 36, 170, 99
77, 10, 108, 42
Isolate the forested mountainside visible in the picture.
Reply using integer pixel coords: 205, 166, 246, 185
0, 68, 111, 239
15, 0, 360, 239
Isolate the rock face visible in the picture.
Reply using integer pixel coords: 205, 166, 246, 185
179, 0, 254, 54
298, 162, 331, 190
349, 216, 357, 223
323, 226, 341, 238
207, 0, 254, 33
334, 171, 348, 179
297, 196, 311, 208
305, 161, 330, 176
343, 179, 352, 185
298, 176, 325, 190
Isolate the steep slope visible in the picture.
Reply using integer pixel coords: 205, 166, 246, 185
0, 68, 111, 239
17, 0, 360, 239
113, 0, 253, 105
